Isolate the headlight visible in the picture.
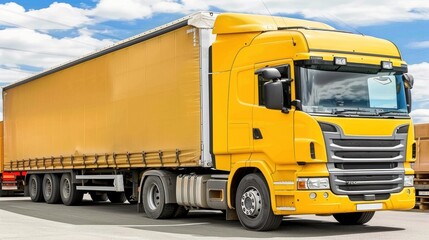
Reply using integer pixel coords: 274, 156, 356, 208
404, 175, 414, 187
297, 177, 330, 190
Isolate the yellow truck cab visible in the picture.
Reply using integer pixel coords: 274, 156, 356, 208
1, 12, 415, 231
211, 13, 415, 229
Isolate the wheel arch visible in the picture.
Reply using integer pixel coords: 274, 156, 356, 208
138, 170, 177, 211
227, 161, 275, 209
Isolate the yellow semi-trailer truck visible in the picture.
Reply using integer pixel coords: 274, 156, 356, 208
2, 12, 416, 230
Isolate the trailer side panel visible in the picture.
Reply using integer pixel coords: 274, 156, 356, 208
3, 25, 201, 170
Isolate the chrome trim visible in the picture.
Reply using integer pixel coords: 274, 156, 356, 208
321, 122, 408, 196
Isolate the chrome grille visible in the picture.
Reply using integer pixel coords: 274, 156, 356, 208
321, 123, 408, 196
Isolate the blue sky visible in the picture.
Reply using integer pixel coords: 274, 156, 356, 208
0, 0, 428, 122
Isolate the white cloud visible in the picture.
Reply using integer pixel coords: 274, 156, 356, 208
2, 1, 429, 31
0, 2, 91, 30
409, 62, 429, 123
87, 0, 429, 27
409, 62, 429, 102
411, 109, 429, 124
0, 28, 113, 87
0, 28, 114, 70
409, 41, 429, 49
0, 67, 32, 84
90, 0, 153, 20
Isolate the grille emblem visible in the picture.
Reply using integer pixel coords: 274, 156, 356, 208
346, 181, 358, 185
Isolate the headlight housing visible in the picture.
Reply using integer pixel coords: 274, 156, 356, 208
404, 175, 414, 187
297, 177, 330, 190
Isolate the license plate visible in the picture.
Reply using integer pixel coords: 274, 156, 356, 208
419, 191, 429, 196
1, 186, 18, 190
356, 203, 383, 211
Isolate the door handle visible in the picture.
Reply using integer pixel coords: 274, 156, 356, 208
253, 128, 263, 140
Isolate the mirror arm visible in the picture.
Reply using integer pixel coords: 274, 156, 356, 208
281, 107, 289, 114
291, 100, 302, 110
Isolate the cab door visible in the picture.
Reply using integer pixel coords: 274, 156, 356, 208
252, 59, 296, 170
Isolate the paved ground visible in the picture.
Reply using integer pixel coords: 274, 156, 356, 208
0, 195, 428, 240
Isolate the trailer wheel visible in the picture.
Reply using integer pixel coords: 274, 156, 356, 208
60, 173, 83, 206
43, 174, 61, 204
235, 173, 283, 231
333, 211, 375, 225
107, 192, 127, 203
142, 176, 176, 219
29, 175, 44, 202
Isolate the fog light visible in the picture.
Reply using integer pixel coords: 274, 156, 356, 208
323, 192, 329, 199
309, 192, 317, 199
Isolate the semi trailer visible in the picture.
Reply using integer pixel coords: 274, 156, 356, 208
1, 12, 416, 230
414, 123, 429, 210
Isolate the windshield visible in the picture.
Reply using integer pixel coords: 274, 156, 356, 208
298, 67, 408, 117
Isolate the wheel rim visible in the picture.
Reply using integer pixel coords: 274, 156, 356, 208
240, 187, 262, 218
30, 178, 37, 197
146, 184, 161, 210
45, 178, 52, 198
62, 178, 71, 199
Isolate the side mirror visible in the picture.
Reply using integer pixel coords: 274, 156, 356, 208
264, 80, 284, 110
402, 73, 414, 113
255, 68, 281, 80
403, 73, 414, 89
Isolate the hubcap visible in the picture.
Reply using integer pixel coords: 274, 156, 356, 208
147, 184, 161, 210
240, 187, 262, 217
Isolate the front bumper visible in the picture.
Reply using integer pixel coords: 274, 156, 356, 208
273, 187, 415, 215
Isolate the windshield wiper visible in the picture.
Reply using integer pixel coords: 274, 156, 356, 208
332, 109, 377, 116
378, 110, 408, 116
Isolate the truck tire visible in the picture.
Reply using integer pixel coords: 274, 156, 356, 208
60, 173, 83, 206
107, 192, 127, 203
142, 176, 176, 219
333, 211, 375, 225
29, 175, 44, 202
235, 173, 283, 231
42, 174, 61, 204
90, 192, 108, 202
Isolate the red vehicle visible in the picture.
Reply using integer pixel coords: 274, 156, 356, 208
0, 121, 26, 196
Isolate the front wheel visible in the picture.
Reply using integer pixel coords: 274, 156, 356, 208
333, 211, 375, 225
235, 173, 283, 231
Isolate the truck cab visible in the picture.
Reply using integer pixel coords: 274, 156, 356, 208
211, 13, 415, 230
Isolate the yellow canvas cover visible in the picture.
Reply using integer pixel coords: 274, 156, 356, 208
3, 25, 201, 170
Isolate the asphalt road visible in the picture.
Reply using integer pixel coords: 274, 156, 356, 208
0, 195, 428, 240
